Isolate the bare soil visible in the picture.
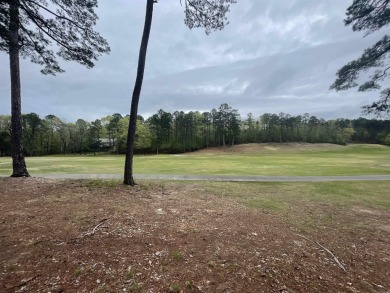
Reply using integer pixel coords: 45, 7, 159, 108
0, 178, 389, 293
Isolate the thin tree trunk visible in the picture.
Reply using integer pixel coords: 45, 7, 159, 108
124, 0, 154, 185
9, 0, 29, 177
222, 123, 226, 151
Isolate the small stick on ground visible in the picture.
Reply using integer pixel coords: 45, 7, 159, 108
6, 274, 40, 290
57, 219, 109, 244
86, 218, 108, 237
292, 232, 347, 272
92, 218, 108, 235
315, 240, 347, 272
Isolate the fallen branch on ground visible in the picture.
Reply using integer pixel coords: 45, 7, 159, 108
56, 219, 109, 245
84, 218, 108, 237
292, 232, 347, 272
315, 240, 347, 272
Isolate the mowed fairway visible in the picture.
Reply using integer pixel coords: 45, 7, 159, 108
0, 143, 389, 176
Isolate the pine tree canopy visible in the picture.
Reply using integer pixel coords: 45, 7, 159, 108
331, 0, 390, 117
183, 0, 237, 35
0, 0, 110, 75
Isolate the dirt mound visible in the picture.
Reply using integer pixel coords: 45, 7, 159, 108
194, 143, 345, 154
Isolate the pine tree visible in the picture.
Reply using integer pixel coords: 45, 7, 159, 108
0, 0, 110, 176
331, 0, 390, 117
124, 0, 236, 185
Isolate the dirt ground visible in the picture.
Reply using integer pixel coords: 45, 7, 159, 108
0, 178, 389, 293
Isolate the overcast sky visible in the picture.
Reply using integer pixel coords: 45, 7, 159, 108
0, 0, 384, 122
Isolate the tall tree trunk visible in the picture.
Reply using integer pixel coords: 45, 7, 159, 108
9, 0, 29, 177
124, 0, 154, 185
222, 123, 226, 151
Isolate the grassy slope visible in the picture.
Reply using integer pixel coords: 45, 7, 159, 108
0, 143, 389, 176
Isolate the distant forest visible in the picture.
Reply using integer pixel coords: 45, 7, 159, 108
1, 103, 389, 156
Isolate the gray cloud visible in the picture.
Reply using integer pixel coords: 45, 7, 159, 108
0, 0, 382, 121
139, 37, 377, 119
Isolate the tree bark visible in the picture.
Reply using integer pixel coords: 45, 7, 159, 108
124, 0, 155, 185
9, 0, 29, 177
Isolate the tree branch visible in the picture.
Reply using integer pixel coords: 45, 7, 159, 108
19, 3, 79, 54
185, 0, 225, 32
19, 23, 46, 60
331, 35, 390, 91
21, 0, 87, 31
293, 232, 347, 273
372, 65, 390, 82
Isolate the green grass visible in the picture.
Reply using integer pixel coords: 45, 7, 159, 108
185, 180, 390, 232
171, 250, 183, 261
0, 144, 389, 176
199, 181, 390, 211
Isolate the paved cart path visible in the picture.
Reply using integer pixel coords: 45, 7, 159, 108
9, 173, 390, 182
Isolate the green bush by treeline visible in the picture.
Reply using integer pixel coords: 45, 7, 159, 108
0, 103, 389, 156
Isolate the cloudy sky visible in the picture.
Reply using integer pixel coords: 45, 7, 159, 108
0, 0, 384, 122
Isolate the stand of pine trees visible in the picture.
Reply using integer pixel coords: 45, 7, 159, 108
1, 104, 389, 156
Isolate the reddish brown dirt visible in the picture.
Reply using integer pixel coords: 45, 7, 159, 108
0, 178, 389, 293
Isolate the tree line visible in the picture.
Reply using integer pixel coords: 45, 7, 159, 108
2, 0, 388, 185
1, 103, 389, 157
